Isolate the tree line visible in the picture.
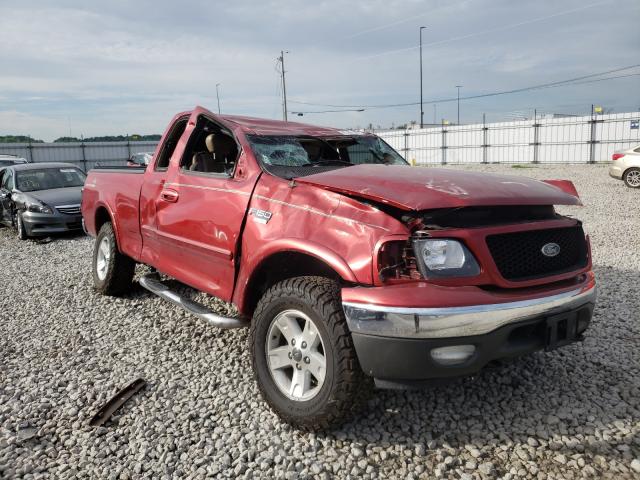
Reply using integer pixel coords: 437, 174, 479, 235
0, 134, 161, 143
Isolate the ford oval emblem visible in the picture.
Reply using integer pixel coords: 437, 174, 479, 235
541, 242, 561, 257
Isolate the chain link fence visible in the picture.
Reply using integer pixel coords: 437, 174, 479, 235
377, 112, 640, 165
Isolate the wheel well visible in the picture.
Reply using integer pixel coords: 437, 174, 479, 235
243, 251, 343, 315
95, 206, 112, 233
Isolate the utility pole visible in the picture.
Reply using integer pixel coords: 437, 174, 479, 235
215, 83, 221, 114
279, 51, 289, 122
456, 85, 462, 125
419, 27, 426, 128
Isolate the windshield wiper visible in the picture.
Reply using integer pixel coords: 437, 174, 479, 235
310, 159, 353, 166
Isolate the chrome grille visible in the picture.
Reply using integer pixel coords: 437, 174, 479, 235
56, 204, 81, 215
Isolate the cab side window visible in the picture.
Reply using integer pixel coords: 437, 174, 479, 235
155, 117, 188, 171
180, 117, 239, 176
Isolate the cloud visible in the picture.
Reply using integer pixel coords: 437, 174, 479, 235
0, 110, 65, 140
0, 0, 638, 140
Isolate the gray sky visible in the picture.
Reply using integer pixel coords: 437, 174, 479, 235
0, 0, 638, 141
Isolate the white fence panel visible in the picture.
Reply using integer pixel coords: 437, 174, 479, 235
378, 111, 640, 165
2, 112, 639, 169
0, 141, 159, 171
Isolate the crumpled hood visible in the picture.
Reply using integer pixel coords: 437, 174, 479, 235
296, 165, 581, 210
28, 187, 82, 207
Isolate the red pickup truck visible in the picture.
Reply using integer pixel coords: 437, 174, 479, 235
81, 106, 596, 429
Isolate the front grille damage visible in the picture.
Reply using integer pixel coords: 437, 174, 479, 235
377, 205, 588, 284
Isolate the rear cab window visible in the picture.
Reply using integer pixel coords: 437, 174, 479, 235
155, 117, 189, 171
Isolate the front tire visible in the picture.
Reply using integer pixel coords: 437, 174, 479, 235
93, 222, 135, 296
16, 212, 28, 240
623, 168, 640, 188
250, 276, 368, 430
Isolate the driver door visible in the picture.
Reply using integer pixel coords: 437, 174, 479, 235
152, 107, 260, 302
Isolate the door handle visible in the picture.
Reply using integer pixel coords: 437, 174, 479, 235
160, 189, 179, 203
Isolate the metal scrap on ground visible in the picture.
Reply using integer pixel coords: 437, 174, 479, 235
88, 378, 147, 427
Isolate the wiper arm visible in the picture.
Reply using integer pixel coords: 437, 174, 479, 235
310, 159, 353, 166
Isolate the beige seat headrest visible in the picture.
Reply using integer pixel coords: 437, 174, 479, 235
205, 134, 215, 153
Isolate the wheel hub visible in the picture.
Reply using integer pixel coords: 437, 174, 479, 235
266, 309, 327, 401
292, 349, 303, 362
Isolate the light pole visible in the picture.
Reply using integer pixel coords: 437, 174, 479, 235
419, 27, 426, 128
279, 50, 289, 122
456, 85, 462, 125
216, 83, 221, 114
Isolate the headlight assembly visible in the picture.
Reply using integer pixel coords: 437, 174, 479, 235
413, 238, 480, 278
26, 203, 53, 214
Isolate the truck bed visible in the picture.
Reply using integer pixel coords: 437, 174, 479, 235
81, 167, 146, 260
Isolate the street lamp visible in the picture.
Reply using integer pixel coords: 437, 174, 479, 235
419, 26, 426, 128
216, 83, 222, 114
456, 85, 462, 125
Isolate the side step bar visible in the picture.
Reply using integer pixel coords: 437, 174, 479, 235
139, 274, 249, 329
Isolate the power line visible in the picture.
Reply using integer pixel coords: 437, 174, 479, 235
290, 108, 365, 115
352, 0, 610, 62
342, 0, 473, 40
288, 64, 640, 110
552, 72, 640, 87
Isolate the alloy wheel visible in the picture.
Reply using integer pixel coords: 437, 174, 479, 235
96, 236, 111, 281
265, 309, 327, 401
626, 170, 640, 187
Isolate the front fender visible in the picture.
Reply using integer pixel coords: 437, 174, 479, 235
232, 238, 359, 312
259, 238, 358, 282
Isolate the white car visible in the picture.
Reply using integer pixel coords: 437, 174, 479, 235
0, 154, 28, 167
609, 145, 640, 189
127, 152, 154, 167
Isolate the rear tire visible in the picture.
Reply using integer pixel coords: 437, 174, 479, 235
93, 222, 135, 296
250, 276, 369, 430
623, 168, 640, 188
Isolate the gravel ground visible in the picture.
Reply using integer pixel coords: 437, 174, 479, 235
1, 164, 639, 479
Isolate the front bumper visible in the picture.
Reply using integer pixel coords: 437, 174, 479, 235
342, 274, 596, 386
22, 211, 84, 236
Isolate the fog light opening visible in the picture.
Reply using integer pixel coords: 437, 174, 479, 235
430, 345, 476, 366
577, 318, 589, 335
